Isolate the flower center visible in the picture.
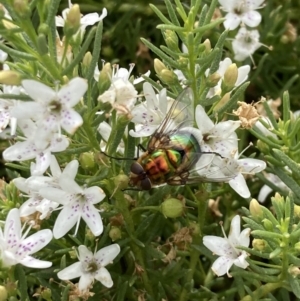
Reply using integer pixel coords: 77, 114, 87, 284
48, 100, 62, 114
86, 260, 98, 273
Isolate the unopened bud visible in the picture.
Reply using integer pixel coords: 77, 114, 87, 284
37, 34, 48, 55
39, 287, 52, 301
252, 238, 267, 251
288, 265, 300, 278
0, 70, 21, 85
294, 205, 300, 218
79, 152, 95, 170
203, 39, 211, 53
207, 72, 221, 87
98, 62, 112, 94
38, 23, 49, 35
64, 4, 81, 37
113, 173, 129, 191
165, 30, 179, 50
263, 218, 274, 231
13, 0, 31, 17
256, 139, 270, 153
249, 198, 264, 220
82, 51, 92, 67
109, 226, 122, 241
160, 69, 179, 85
154, 58, 167, 76
189, 221, 200, 236
295, 242, 300, 252
0, 286, 7, 301
160, 198, 184, 218
222, 64, 238, 92
213, 92, 230, 112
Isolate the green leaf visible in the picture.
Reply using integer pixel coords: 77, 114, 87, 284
288, 274, 300, 298
15, 265, 28, 301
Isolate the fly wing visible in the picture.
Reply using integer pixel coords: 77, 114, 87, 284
166, 154, 237, 185
147, 88, 194, 149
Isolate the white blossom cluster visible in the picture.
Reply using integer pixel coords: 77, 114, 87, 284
218, 0, 264, 61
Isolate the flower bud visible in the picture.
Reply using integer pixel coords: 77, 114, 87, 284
256, 139, 270, 153
38, 23, 49, 35
82, 51, 92, 67
177, 57, 189, 69
222, 63, 238, 92
79, 152, 95, 170
252, 238, 267, 251
189, 221, 200, 236
165, 30, 179, 50
98, 62, 112, 94
263, 218, 274, 231
249, 198, 264, 220
207, 72, 221, 87
160, 69, 179, 85
13, 0, 31, 17
113, 173, 129, 191
37, 34, 48, 55
213, 93, 230, 112
294, 242, 300, 252
160, 198, 184, 218
109, 226, 122, 241
203, 39, 211, 53
0, 286, 7, 301
39, 287, 52, 301
0, 70, 21, 85
288, 265, 300, 278
154, 58, 166, 76
64, 4, 81, 37
294, 205, 300, 218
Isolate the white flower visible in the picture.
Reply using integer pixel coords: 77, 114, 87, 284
58, 244, 120, 292
219, 0, 264, 30
232, 28, 261, 61
39, 177, 105, 239
55, 0, 107, 38
97, 64, 150, 114
11, 77, 87, 137
0, 86, 21, 136
0, 208, 53, 268
206, 58, 250, 97
203, 215, 250, 277
3, 119, 69, 175
201, 155, 266, 198
195, 104, 240, 158
0, 4, 12, 21
254, 117, 277, 138
129, 82, 169, 137
14, 156, 79, 219
258, 173, 290, 203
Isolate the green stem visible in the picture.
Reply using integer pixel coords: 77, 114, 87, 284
240, 283, 282, 301
114, 191, 154, 297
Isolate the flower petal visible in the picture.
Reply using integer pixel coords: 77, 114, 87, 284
78, 273, 94, 292
53, 206, 80, 239
84, 186, 106, 204
21, 229, 53, 254
242, 11, 262, 28
22, 80, 56, 104
94, 267, 113, 288
3, 141, 37, 162
233, 251, 249, 269
78, 245, 93, 262
229, 173, 251, 198
238, 158, 266, 174
258, 184, 273, 203
60, 108, 83, 134
95, 244, 120, 266
20, 256, 52, 268
58, 262, 83, 280
81, 204, 103, 236
57, 77, 87, 107
223, 13, 241, 30
4, 208, 21, 241
203, 236, 231, 256
195, 105, 214, 133
236, 65, 250, 87
62, 160, 79, 179
211, 256, 234, 276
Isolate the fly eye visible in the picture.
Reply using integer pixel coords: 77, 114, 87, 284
141, 178, 152, 190
130, 162, 144, 175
